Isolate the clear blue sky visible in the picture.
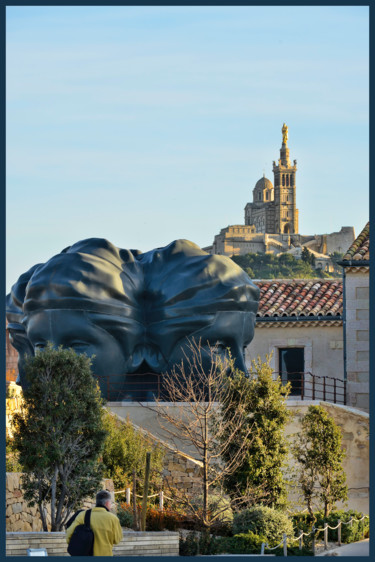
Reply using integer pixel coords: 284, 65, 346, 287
6, 6, 369, 292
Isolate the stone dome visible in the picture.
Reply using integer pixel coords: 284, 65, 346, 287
254, 176, 273, 191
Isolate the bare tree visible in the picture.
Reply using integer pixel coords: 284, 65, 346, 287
146, 338, 265, 529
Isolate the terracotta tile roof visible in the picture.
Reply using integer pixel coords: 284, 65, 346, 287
254, 279, 343, 319
343, 222, 369, 261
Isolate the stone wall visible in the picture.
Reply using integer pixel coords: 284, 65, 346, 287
286, 401, 369, 514
163, 448, 203, 496
6, 530, 179, 557
344, 269, 369, 411
6, 473, 114, 532
110, 401, 369, 514
6, 321, 19, 384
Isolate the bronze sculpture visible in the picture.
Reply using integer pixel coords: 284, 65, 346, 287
282, 123, 288, 144
7, 238, 259, 400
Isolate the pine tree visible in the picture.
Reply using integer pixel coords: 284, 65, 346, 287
101, 411, 165, 496
12, 344, 107, 531
292, 405, 348, 518
220, 356, 291, 510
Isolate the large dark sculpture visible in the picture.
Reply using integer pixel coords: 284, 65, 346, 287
7, 238, 259, 400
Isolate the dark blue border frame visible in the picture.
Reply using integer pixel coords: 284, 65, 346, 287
2, 3, 371, 561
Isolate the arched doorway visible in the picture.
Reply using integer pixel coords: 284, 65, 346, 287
284, 223, 291, 234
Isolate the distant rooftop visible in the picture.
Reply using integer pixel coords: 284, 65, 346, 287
342, 222, 369, 261
254, 279, 342, 319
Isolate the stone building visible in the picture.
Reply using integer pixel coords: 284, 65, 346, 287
339, 222, 370, 412
207, 124, 355, 258
247, 278, 345, 403
245, 123, 298, 235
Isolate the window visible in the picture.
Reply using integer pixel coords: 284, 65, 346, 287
266, 191, 269, 200
282, 175, 285, 186
290, 175, 294, 186
279, 348, 304, 396
258, 192, 262, 201
286, 174, 289, 187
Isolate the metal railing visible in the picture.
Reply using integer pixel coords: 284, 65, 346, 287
96, 371, 346, 405
277, 371, 346, 405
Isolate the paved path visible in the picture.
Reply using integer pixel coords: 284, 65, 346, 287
316, 538, 369, 556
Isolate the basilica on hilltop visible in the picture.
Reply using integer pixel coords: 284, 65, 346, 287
204, 124, 354, 266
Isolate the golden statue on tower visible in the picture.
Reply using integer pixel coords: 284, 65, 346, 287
282, 123, 288, 144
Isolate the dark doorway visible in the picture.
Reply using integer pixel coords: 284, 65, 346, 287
279, 348, 304, 396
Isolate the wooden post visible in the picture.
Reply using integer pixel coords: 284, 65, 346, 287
261, 542, 265, 555
324, 523, 328, 550
283, 533, 287, 556
311, 526, 316, 556
125, 487, 131, 505
159, 490, 164, 511
298, 529, 303, 551
132, 470, 138, 531
323, 376, 326, 401
141, 452, 151, 531
338, 520, 342, 546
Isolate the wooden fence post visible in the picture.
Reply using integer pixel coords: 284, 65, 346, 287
260, 542, 265, 555
132, 470, 138, 531
298, 529, 303, 551
283, 533, 287, 556
141, 452, 151, 531
159, 490, 164, 511
311, 526, 316, 556
324, 523, 328, 550
338, 520, 341, 546
125, 487, 131, 505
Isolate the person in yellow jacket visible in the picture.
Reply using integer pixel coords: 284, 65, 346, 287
66, 490, 123, 556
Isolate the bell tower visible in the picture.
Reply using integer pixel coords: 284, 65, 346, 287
272, 124, 298, 234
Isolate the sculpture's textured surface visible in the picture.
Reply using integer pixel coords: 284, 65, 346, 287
7, 238, 259, 400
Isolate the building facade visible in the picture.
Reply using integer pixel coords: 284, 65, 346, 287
208, 124, 354, 258
339, 222, 370, 412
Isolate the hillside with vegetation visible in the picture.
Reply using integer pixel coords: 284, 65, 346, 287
231, 250, 343, 279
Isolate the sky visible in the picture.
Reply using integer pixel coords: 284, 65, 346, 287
6, 6, 369, 292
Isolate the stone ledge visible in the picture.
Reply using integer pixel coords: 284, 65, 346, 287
6, 531, 179, 557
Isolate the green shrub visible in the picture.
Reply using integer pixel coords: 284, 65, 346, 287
6, 436, 23, 472
291, 509, 369, 546
179, 531, 220, 556
217, 531, 266, 555
232, 506, 294, 546
316, 510, 369, 544
116, 503, 134, 528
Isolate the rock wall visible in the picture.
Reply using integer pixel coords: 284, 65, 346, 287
163, 448, 203, 496
6, 321, 19, 384
6, 473, 114, 532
